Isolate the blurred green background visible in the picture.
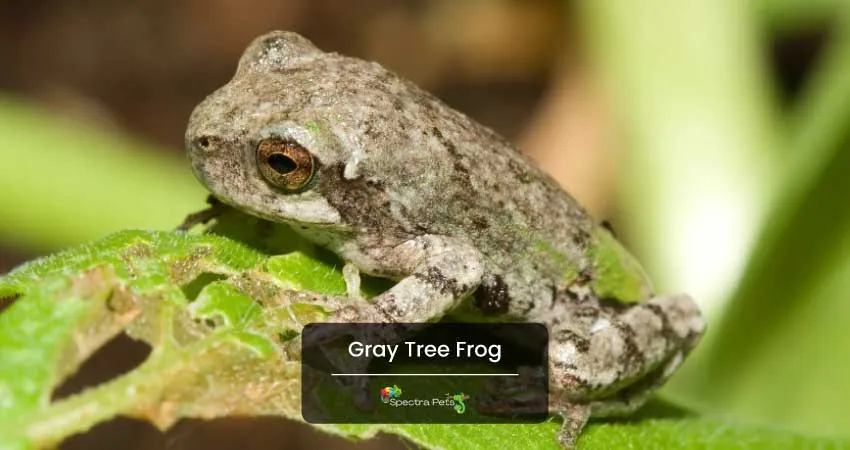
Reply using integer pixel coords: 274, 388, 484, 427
1, 0, 849, 448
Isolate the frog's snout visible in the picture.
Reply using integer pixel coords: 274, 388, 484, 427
187, 135, 212, 156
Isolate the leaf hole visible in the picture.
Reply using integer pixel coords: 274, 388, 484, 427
181, 272, 228, 301
52, 332, 151, 402
192, 316, 224, 331
0, 293, 21, 314
278, 329, 299, 343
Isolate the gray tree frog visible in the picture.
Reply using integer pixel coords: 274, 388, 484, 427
185, 31, 705, 448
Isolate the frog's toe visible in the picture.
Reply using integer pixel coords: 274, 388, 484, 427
555, 403, 591, 450
342, 263, 362, 300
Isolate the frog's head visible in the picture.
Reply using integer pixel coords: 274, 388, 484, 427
186, 31, 453, 234
185, 32, 347, 226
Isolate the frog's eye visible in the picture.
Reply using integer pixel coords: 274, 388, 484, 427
256, 138, 316, 192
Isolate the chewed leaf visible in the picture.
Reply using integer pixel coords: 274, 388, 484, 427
1, 225, 848, 449
0, 230, 265, 295
0, 229, 320, 446
0, 268, 117, 423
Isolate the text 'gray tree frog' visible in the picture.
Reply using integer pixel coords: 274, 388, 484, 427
185, 31, 705, 448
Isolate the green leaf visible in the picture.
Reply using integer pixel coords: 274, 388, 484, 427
0, 215, 846, 449
0, 96, 207, 251
579, 0, 780, 313
328, 401, 849, 450
0, 226, 308, 446
669, 14, 850, 438
578, 417, 847, 449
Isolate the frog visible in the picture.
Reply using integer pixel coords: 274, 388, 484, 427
184, 31, 705, 449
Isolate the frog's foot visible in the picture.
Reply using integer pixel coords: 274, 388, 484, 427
176, 195, 227, 231
480, 390, 589, 449
478, 366, 547, 417
301, 301, 427, 355
300, 334, 376, 412
320, 347, 375, 410
555, 403, 591, 450
342, 262, 362, 300
547, 294, 704, 448
308, 306, 429, 348
548, 349, 689, 450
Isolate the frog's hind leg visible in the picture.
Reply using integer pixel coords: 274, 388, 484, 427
553, 349, 691, 449
549, 294, 704, 447
588, 349, 686, 418
551, 294, 703, 399
549, 359, 672, 450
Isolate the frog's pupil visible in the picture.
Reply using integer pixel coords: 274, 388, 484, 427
267, 153, 297, 175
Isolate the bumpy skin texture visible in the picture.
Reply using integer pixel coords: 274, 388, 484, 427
186, 31, 705, 448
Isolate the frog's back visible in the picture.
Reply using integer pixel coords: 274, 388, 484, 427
315, 55, 656, 315
220, 32, 654, 316
413, 98, 654, 313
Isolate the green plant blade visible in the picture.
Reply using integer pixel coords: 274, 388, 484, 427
0, 96, 206, 251
670, 15, 850, 438
0, 222, 845, 449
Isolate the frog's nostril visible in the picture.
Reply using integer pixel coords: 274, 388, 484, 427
197, 136, 211, 149
267, 154, 297, 174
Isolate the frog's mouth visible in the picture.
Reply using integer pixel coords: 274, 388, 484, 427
259, 198, 342, 226
210, 191, 343, 228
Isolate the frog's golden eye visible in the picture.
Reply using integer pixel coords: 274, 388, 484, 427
256, 138, 316, 192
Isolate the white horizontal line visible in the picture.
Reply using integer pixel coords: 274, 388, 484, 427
330, 373, 519, 377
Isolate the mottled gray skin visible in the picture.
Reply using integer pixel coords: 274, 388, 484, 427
186, 31, 704, 448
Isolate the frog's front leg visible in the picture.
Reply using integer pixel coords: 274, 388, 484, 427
309, 234, 483, 352
550, 294, 704, 448
316, 235, 483, 408
333, 234, 485, 324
